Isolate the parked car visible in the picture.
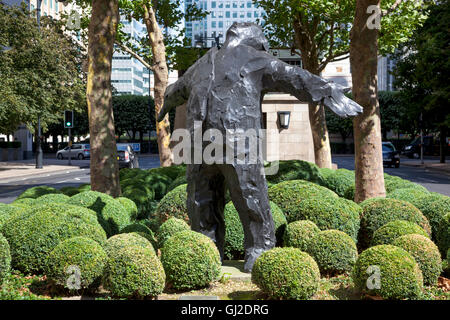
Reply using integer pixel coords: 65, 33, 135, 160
402, 136, 434, 159
117, 143, 139, 169
382, 142, 400, 168
56, 144, 90, 160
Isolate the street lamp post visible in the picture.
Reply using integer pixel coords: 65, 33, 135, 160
35, 0, 43, 169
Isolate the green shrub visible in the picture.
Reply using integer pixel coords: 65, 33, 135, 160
161, 230, 221, 290
437, 212, 450, 256
104, 233, 155, 256
268, 179, 338, 222
16, 186, 61, 200
0, 204, 26, 229
67, 191, 131, 237
265, 160, 324, 185
168, 174, 187, 192
372, 220, 429, 246
45, 236, 107, 290
116, 197, 138, 221
384, 176, 428, 194
306, 230, 358, 275
59, 186, 80, 197
359, 198, 431, 249
10, 198, 35, 208
283, 220, 320, 251
141, 172, 172, 200
0, 233, 11, 283
352, 245, 423, 299
103, 245, 165, 298
147, 165, 186, 180
77, 184, 91, 192
323, 169, 355, 198
393, 234, 442, 286
344, 185, 355, 201
1, 203, 107, 273
251, 247, 320, 300
318, 167, 335, 180
223, 201, 287, 259
34, 193, 70, 205
155, 184, 188, 226
387, 188, 430, 205
413, 193, 450, 241
120, 223, 158, 250
157, 218, 190, 249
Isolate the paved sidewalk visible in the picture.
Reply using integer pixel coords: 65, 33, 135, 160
401, 160, 450, 175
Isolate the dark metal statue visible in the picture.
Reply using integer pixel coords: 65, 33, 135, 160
158, 22, 362, 272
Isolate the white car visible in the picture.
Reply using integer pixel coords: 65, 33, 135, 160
56, 144, 90, 160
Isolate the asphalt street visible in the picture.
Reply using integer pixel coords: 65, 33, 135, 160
0, 154, 448, 204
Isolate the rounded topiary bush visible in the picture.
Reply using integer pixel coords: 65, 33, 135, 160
1, 203, 107, 273
147, 165, 186, 180
283, 220, 320, 251
104, 233, 155, 256
161, 230, 221, 290
45, 236, 108, 290
59, 186, 80, 197
67, 191, 131, 237
120, 223, 157, 250
387, 188, 430, 205
251, 247, 320, 300
10, 197, 35, 209
121, 182, 155, 219
413, 193, 450, 241
116, 196, 138, 221
384, 176, 429, 194
0, 233, 11, 283
157, 218, 190, 249
265, 160, 324, 185
168, 174, 187, 192
318, 167, 335, 181
223, 201, 287, 259
437, 212, 450, 256
155, 184, 188, 226
103, 245, 165, 298
352, 245, 423, 299
359, 198, 431, 249
34, 193, 70, 205
77, 184, 91, 192
323, 169, 355, 198
371, 220, 429, 246
16, 186, 61, 200
393, 234, 442, 286
141, 172, 172, 200
0, 204, 26, 229
306, 230, 358, 275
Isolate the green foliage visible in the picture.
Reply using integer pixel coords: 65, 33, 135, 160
120, 223, 158, 250
372, 220, 429, 246
0, 271, 51, 300
359, 198, 431, 249
306, 230, 358, 275
0, 204, 26, 229
9, 198, 35, 208
0, 233, 11, 283
157, 217, 190, 249
352, 245, 423, 299
384, 175, 429, 194
161, 230, 221, 290
1, 203, 107, 273
59, 186, 81, 197
34, 193, 70, 205
393, 234, 442, 286
112, 95, 154, 138
45, 236, 107, 290
116, 196, 138, 221
103, 244, 165, 298
387, 188, 430, 205
16, 186, 61, 200
323, 169, 355, 198
0, 3, 86, 135
67, 191, 131, 237
437, 213, 450, 257
265, 160, 324, 185
155, 184, 188, 226
104, 233, 155, 256
251, 247, 320, 300
168, 174, 187, 192
147, 165, 186, 180
283, 220, 320, 251
413, 193, 450, 241
223, 201, 287, 259
326, 108, 354, 144
77, 184, 91, 192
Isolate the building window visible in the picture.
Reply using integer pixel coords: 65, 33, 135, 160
111, 80, 132, 83
218, 21, 223, 28
211, 12, 216, 18
225, 2, 230, 8
254, 11, 258, 18
211, 1, 216, 8
218, 2, 223, 8
226, 11, 230, 18
218, 11, 223, 18
240, 11, 245, 18
240, 2, 245, 8
247, 2, 252, 8
233, 2, 237, 8
212, 21, 216, 28
232, 12, 237, 18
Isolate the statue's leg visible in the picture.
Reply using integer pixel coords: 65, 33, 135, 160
219, 163, 276, 272
186, 164, 226, 260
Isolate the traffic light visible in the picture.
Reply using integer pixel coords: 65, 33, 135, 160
64, 110, 74, 128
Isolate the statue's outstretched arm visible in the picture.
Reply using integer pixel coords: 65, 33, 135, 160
157, 77, 190, 122
257, 53, 362, 117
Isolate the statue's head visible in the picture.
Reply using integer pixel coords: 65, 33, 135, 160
224, 22, 269, 51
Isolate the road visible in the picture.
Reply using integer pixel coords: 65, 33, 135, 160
333, 156, 450, 196
0, 155, 448, 204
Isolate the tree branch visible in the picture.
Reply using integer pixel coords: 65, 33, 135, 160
318, 51, 350, 72
382, 0, 407, 17
115, 42, 153, 70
